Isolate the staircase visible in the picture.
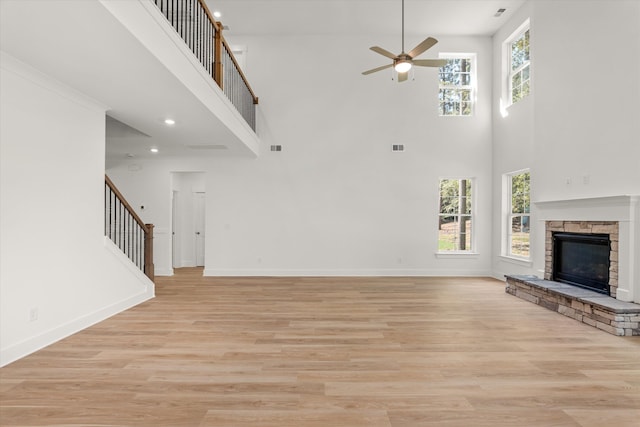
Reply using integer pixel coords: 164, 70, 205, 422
105, 175, 154, 281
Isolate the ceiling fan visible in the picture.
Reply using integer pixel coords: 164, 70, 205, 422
362, 0, 447, 82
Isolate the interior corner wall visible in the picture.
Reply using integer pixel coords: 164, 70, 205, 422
0, 53, 153, 367
490, 1, 535, 280
491, 0, 640, 281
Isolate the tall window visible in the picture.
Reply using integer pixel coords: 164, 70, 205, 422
438, 178, 473, 252
438, 55, 475, 116
509, 25, 530, 104
507, 171, 530, 258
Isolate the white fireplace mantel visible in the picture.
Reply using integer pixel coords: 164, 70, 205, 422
534, 195, 639, 220
533, 195, 639, 302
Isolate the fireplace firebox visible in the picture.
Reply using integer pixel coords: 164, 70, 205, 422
552, 232, 611, 295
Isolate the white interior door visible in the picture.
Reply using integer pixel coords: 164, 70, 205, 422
172, 191, 178, 268
194, 192, 205, 267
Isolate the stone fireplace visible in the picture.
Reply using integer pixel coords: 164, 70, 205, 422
544, 221, 618, 296
535, 196, 638, 303
505, 195, 640, 336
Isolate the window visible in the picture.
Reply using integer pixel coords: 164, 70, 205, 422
506, 171, 530, 258
509, 25, 530, 104
438, 178, 473, 252
438, 55, 475, 116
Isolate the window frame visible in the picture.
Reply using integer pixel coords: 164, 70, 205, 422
437, 177, 476, 254
506, 21, 531, 106
438, 53, 477, 117
503, 169, 531, 260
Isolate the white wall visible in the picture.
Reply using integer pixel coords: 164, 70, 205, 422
532, 0, 640, 200
491, 0, 640, 280
0, 53, 153, 367
206, 34, 494, 276
109, 33, 495, 276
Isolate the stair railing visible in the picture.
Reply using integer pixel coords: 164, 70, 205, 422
153, 0, 258, 130
105, 176, 154, 281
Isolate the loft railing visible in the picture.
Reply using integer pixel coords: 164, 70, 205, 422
153, 0, 258, 131
105, 176, 154, 281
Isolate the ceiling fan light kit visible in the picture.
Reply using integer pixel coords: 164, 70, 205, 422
363, 0, 446, 82
394, 60, 412, 73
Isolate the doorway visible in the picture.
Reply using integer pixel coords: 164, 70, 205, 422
171, 172, 205, 269
194, 192, 205, 267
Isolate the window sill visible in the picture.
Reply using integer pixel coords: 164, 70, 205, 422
499, 255, 533, 267
435, 252, 479, 259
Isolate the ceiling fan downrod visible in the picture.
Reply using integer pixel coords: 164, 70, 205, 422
401, 0, 405, 53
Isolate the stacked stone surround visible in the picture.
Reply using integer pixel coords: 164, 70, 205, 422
506, 275, 640, 336
544, 221, 619, 297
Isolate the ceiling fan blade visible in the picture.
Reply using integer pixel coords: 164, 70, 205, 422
413, 59, 448, 67
398, 71, 409, 82
370, 46, 397, 60
362, 63, 393, 75
407, 37, 438, 59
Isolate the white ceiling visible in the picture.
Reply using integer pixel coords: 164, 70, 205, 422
208, 0, 526, 37
1, 0, 526, 166
0, 0, 258, 167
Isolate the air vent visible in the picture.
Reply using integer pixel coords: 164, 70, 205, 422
270, 145, 282, 152
186, 144, 227, 150
392, 144, 405, 152
494, 8, 506, 17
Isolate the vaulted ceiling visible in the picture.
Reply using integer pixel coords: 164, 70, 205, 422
209, 0, 526, 37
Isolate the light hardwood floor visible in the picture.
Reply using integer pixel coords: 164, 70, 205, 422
1, 268, 639, 426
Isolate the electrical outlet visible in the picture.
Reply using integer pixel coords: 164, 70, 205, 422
29, 307, 39, 322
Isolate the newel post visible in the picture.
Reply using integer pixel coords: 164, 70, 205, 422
144, 224, 155, 282
213, 21, 223, 89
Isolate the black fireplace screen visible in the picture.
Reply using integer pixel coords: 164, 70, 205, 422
552, 232, 610, 295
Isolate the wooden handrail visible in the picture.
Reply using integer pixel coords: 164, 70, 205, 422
153, 0, 258, 128
105, 175, 154, 281
105, 175, 148, 232
220, 36, 259, 104
196, 0, 220, 32
194, 0, 258, 105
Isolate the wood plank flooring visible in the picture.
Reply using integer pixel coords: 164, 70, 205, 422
1, 268, 639, 426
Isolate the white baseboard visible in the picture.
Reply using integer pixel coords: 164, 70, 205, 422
203, 268, 493, 277
0, 240, 155, 367
154, 267, 174, 276
0, 288, 153, 367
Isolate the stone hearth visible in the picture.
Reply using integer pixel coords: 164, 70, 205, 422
504, 196, 640, 335
506, 275, 640, 336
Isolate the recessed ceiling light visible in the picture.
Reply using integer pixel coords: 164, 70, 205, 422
164, 118, 175, 125
213, 10, 221, 19
150, 148, 159, 153
494, 8, 506, 17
